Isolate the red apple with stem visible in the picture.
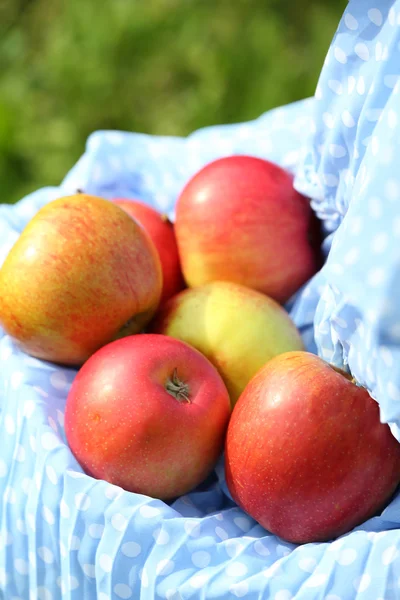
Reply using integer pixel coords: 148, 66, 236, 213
65, 333, 231, 499
225, 351, 400, 544
175, 155, 319, 304
112, 198, 184, 304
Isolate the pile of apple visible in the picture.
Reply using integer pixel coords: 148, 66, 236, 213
1, 155, 400, 545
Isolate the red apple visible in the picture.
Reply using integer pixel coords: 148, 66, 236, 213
65, 333, 231, 499
112, 198, 184, 303
175, 155, 318, 304
225, 351, 400, 544
0, 194, 162, 365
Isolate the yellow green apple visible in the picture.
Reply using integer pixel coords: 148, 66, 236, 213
151, 280, 304, 406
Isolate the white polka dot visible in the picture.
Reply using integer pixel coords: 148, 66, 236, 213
38, 547, 54, 564
42, 506, 55, 525
50, 371, 68, 390
98, 594, 111, 600
322, 112, 335, 129
372, 232, 388, 254
189, 573, 209, 589
329, 144, 347, 158
67, 469, 86, 479
355, 43, 369, 61
367, 268, 385, 287
226, 562, 248, 577
75, 493, 91, 511
121, 542, 141, 558
328, 80, 343, 95
4, 487, 17, 504
388, 109, 398, 129
380, 346, 393, 367
344, 248, 360, 266
384, 75, 400, 89
156, 559, 175, 576
299, 557, 317, 572
16, 519, 27, 535
341, 110, 355, 128
0, 459, 7, 478
382, 545, 398, 565
83, 564, 96, 578
46, 465, 58, 485
60, 498, 70, 518
21, 478, 32, 494
33, 385, 48, 398
41, 432, 61, 451
184, 520, 201, 537
234, 516, 252, 532
274, 591, 293, 600
191, 550, 211, 568
37, 587, 53, 600
375, 41, 383, 61
365, 109, 382, 122
226, 540, 244, 558
345, 13, 358, 30
348, 76, 356, 94
330, 263, 344, 276
139, 504, 160, 519
66, 576, 79, 591
323, 174, 339, 187
337, 548, 357, 565
5, 414, 15, 435
230, 582, 250, 598
114, 584, 132, 599
14, 558, 29, 575
153, 528, 170, 545
368, 196, 382, 219
88, 523, 104, 539
69, 535, 81, 551
215, 526, 229, 540
357, 76, 366, 95
386, 179, 400, 201
334, 47, 347, 64
387, 381, 400, 401
277, 544, 291, 557
99, 553, 113, 573
111, 513, 128, 532
254, 540, 270, 556
353, 573, 371, 593
325, 596, 341, 600
11, 371, 24, 389
368, 8, 383, 26
306, 573, 328, 587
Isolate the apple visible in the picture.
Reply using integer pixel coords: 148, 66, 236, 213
225, 351, 400, 544
0, 194, 162, 365
150, 280, 304, 406
64, 333, 231, 499
175, 155, 318, 304
112, 198, 184, 303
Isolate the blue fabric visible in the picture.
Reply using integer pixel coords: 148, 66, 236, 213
2, 1, 400, 598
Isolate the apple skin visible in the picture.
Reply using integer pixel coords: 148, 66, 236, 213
225, 351, 400, 544
0, 194, 162, 365
64, 333, 231, 499
150, 281, 304, 406
112, 198, 184, 303
175, 155, 318, 304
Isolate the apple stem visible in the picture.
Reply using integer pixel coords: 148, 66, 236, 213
161, 213, 171, 224
165, 369, 191, 403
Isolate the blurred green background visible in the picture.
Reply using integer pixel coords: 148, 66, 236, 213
0, 0, 346, 205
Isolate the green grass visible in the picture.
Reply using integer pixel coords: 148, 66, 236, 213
0, 0, 346, 204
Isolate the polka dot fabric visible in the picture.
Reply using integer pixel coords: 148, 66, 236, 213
1, 2, 400, 598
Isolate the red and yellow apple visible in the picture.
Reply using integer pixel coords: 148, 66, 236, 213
151, 280, 304, 406
112, 198, 184, 303
0, 194, 162, 365
175, 155, 318, 304
225, 351, 400, 544
65, 333, 231, 499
